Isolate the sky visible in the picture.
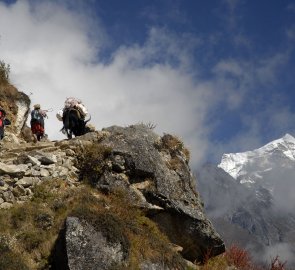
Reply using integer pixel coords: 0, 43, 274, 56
1, 0, 295, 168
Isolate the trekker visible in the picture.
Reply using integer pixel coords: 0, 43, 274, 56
0, 106, 6, 140
30, 104, 47, 141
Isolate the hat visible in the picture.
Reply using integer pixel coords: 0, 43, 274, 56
34, 104, 41, 109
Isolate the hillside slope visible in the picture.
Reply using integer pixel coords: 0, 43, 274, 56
0, 86, 225, 269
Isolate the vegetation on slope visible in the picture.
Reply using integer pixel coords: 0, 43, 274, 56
0, 179, 187, 269
0, 60, 10, 86
0, 60, 31, 135
198, 244, 287, 270
0, 143, 186, 270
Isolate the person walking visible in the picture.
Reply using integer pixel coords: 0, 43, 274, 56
30, 104, 47, 141
0, 106, 6, 140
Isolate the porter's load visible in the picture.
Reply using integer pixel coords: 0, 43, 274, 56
56, 109, 63, 121
64, 97, 88, 119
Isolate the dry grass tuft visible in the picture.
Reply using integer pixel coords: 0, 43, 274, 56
0, 60, 10, 85
160, 134, 191, 162
76, 143, 112, 186
0, 177, 186, 269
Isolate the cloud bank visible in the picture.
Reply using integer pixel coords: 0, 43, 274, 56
1, 0, 294, 167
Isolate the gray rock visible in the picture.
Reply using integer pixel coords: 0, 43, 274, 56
101, 125, 225, 262
12, 185, 27, 197
0, 162, 28, 176
57, 167, 69, 177
0, 202, 13, 209
111, 154, 126, 172
17, 177, 40, 188
25, 188, 33, 196
40, 168, 50, 177
2, 191, 15, 203
15, 154, 41, 166
0, 183, 9, 192
51, 217, 127, 270
33, 151, 57, 165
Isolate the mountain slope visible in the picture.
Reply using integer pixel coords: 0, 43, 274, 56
197, 134, 295, 266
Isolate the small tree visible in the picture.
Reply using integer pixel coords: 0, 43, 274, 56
0, 60, 10, 84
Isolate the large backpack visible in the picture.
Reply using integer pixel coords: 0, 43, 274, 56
31, 109, 41, 122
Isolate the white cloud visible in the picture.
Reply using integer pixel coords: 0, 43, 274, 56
262, 243, 294, 266
0, 0, 215, 167
0, 0, 294, 168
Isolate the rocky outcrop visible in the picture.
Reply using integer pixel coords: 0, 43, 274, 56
0, 86, 225, 268
0, 84, 30, 137
51, 216, 128, 270
0, 126, 225, 267
83, 125, 225, 262
0, 140, 79, 208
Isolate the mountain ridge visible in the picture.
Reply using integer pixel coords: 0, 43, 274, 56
198, 134, 295, 266
218, 133, 295, 187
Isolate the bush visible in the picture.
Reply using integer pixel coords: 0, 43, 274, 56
0, 60, 10, 85
225, 244, 252, 269
269, 256, 286, 270
76, 143, 112, 186
159, 134, 190, 162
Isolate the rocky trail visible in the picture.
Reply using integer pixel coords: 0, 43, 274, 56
0, 135, 83, 209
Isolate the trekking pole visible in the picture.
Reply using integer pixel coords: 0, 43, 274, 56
44, 108, 53, 112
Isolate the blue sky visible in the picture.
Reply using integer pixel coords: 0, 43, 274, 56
1, 0, 295, 167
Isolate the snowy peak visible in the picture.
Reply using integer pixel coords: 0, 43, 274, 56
218, 134, 295, 186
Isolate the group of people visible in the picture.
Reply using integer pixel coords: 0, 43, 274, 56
0, 97, 88, 142
30, 97, 88, 141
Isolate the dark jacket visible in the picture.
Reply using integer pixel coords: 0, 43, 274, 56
31, 109, 47, 128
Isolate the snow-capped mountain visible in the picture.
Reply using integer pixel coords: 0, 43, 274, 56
218, 133, 295, 192
197, 134, 295, 266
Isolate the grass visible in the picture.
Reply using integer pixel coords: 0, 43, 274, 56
0, 60, 10, 85
75, 143, 112, 186
0, 177, 186, 270
157, 134, 191, 173
0, 238, 29, 270
160, 134, 191, 162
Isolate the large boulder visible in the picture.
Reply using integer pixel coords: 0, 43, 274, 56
88, 125, 225, 262
51, 217, 128, 270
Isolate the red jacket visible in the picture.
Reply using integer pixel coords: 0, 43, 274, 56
0, 109, 5, 127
